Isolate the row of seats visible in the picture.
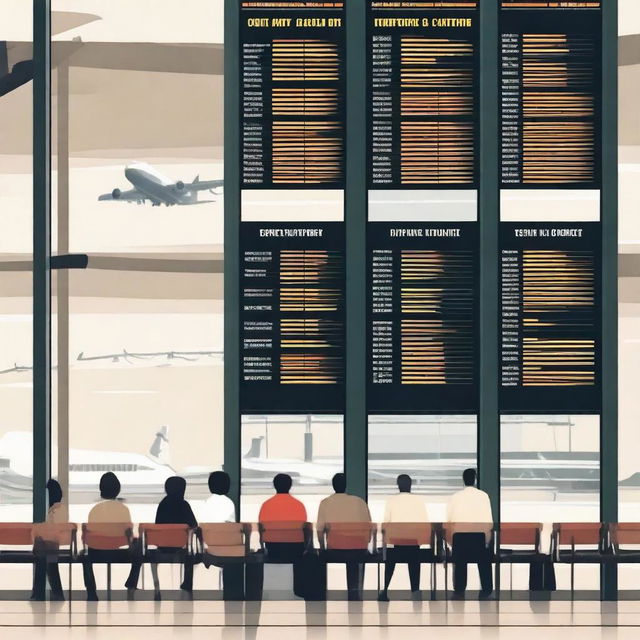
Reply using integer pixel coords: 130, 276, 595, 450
1, 521, 639, 600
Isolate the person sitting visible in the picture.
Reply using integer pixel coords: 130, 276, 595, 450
316, 472, 371, 600
259, 473, 308, 559
82, 472, 142, 601
378, 474, 429, 602
31, 479, 68, 601
446, 468, 493, 599
200, 471, 236, 523
258, 473, 309, 597
154, 476, 198, 593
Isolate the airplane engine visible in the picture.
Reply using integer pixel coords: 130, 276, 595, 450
112, 188, 121, 199
175, 180, 185, 191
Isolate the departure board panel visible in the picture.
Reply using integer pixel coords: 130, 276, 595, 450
368, 1, 479, 223
368, 223, 479, 413
240, 223, 345, 413
500, 223, 601, 413
499, 0, 601, 221
241, 1, 345, 222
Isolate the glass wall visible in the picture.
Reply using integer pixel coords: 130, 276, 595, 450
240, 414, 344, 522
0, 2, 33, 521
51, 1, 224, 522
618, 0, 640, 592
367, 415, 477, 522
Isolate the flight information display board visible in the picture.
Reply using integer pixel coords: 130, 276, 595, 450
366, 1, 480, 415
239, 1, 346, 414
368, 0, 479, 223
240, 0, 345, 223
499, 0, 602, 221
368, 223, 479, 413
240, 223, 345, 413
500, 223, 601, 413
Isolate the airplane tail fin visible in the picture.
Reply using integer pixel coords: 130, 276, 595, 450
192, 175, 200, 185
149, 425, 172, 467
243, 436, 264, 459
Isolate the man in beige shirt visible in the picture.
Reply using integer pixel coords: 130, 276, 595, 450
379, 474, 429, 600
82, 472, 142, 601
316, 473, 371, 599
446, 468, 494, 598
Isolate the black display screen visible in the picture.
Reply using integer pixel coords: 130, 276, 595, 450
500, 1, 602, 188
367, 222, 479, 413
500, 222, 601, 413
367, 1, 479, 190
240, 222, 345, 413
240, 1, 345, 190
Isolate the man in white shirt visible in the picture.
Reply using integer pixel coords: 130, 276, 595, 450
378, 474, 429, 601
200, 471, 236, 523
82, 472, 142, 601
446, 468, 494, 598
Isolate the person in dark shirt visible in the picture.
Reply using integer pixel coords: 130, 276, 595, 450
155, 476, 197, 592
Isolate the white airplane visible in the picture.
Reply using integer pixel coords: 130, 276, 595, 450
0, 427, 178, 504
98, 162, 223, 207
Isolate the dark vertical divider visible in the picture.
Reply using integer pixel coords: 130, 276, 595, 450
601, 0, 618, 601
33, 0, 51, 523
345, 0, 368, 499
478, 0, 500, 520
224, 0, 241, 513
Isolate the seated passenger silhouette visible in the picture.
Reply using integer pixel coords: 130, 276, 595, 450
258, 473, 308, 596
31, 479, 68, 601
200, 471, 236, 522
446, 468, 493, 599
316, 472, 371, 600
378, 473, 429, 601
82, 472, 142, 601
155, 476, 197, 593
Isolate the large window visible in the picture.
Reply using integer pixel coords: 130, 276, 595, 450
0, 3, 33, 521
50, 1, 224, 522
367, 415, 477, 522
240, 414, 344, 522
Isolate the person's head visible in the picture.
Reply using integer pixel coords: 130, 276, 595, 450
99, 472, 121, 500
332, 472, 346, 494
397, 474, 412, 493
208, 471, 231, 496
273, 473, 292, 494
463, 468, 477, 487
164, 476, 187, 500
46, 478, 63, 508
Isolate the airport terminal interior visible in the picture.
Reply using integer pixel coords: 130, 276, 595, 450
0, 0, 639, 637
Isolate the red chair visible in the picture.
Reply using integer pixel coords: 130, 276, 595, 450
140, 523, 194, 600
495, 523, 543, 596
80, 522, 139, 599
552, 522, 605, 599
31, 522, 77, 601
381, 522, 436, 598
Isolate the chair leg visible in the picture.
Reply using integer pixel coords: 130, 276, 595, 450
510, 564, 513, 599
151, 563, 160, 599
107, 564, 111, 600
69, 559, 73, 605
571, 562, 574, 601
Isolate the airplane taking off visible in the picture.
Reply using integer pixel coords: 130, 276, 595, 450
98, 162, 223, 206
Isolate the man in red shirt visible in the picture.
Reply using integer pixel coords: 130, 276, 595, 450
258, 474, 310, 597
259, 473, 307, 524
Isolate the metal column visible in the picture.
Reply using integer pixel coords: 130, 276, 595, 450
32, 0, 51, 522
224, 0, 241, 514
345, 0, 368, 500
601, 0, 619, 601
478, 0, 500, 520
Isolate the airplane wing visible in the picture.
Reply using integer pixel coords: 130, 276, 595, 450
98, 188, 145, 202
168, 177, 224, 193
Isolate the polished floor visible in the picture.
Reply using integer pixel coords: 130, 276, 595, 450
0, 599, 639, 638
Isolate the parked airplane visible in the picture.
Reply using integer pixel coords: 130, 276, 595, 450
0, 427, 177, 504
98, 162, 223, 206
